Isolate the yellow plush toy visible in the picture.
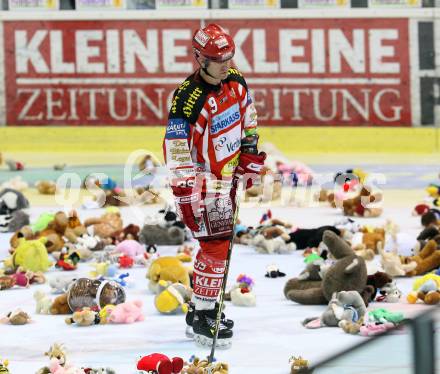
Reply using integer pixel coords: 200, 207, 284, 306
147, 256, 191, 294
412, 273, 440, 291
154, 280, 192, 314
11, 238, 53, 272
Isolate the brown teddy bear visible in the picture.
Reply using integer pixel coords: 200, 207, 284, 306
402, 240, 440, 276
342, 187, 382, 217
359, 227, 386, 253
65, 307, 100, 326
9, 225, 34, 250
111, 224, 140, 244
50, 293, 72, 315
244, 167, 282, 203
64, 210, 87, 243
35, 180, 56, 195
84, 210, 123, 239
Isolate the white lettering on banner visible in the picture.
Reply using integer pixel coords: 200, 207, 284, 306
329, 29, 365, 73
76, 31, 105, 73
50, 31, 74, 73
16, 87, 165, 121
232, 29, 252, 73
253, 29, 279, 73
280, 29, 309, 73
369, 29, 399, 73
163, 29, 193, 73
123, 30, 159, 73
12, 27, 401, 75
7, 20, 409, 126
373, 88, 402, 121
15, 30, 49, 73
249, 87, 403, 122
106, 30, 120, 73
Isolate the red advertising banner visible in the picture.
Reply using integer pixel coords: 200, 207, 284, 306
4, 18, 411, 126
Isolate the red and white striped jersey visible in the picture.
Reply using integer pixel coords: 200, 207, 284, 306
163, 68, 258, 187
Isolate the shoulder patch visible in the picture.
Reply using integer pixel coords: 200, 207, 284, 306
225, 68, 248, 89
169, 78, 207, 124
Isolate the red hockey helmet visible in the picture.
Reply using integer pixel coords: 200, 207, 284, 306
192, 24, 235, 62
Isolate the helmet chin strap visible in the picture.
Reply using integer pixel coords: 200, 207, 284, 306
200, 59, 217, 80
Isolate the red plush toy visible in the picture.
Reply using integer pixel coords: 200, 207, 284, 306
118, 255, 134, 268
137, 353, 183, 374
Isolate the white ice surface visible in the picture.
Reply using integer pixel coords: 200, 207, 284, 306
0, 204, 434, 374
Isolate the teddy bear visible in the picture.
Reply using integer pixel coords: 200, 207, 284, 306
35, 180, 57, 195
65, 307, 101, 327
84, 210, 123, 239
139, 223, 186, 247
110, 224, 140, 244
50, 293, 72, 315
0, 309, 31, 325
0, 188, 29, 215
0, 210, 29, 233
407, 275, 440, 305
49, 275, 76, 294
34, 290, 53, 314
375, 281, 402, 303
401, 239, 440, 276
115, 239, 145, 258
363, 271, 393, 305
137, 353, 184, 374
0, 358, 9, 374
287, 225, 341, 250
341, 186, 383, 217
228, 274, 256, 307
154, 280, 192, 314
8, 237, 53, 273
284, 230, 368, 305
378, 244, 417, 277
182, 356, 228, 374
107, 300, 144, 323
0, 271, 30, 290
302, 290, 367, 328
251, 233, 296, 254
49, 358, 86, 374
33, 211, 84, 254
147, 256, 191, 294
244, 166, 282, 203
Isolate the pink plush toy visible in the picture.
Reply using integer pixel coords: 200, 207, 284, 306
49, 358, 85, 374
359, 322, 395, 336
115, 240, 145, 258
107, 300, 144, 324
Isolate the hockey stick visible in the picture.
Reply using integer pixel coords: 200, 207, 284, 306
208, 183, 241, 364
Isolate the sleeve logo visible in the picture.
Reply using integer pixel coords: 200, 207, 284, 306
166, 119, 189, 139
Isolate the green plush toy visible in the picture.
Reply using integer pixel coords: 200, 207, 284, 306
31, 213, 55, 233
368, 308, 404, 324
304, 253, 323, 264
12, 238, 53, 272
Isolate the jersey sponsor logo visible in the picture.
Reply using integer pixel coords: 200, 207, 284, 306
183, 87, 203, 118
210, 103, 240, 135
165, 119, 189, 139
213, 124, 241, 162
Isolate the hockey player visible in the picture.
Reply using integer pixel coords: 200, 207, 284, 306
163, 24, 266, 347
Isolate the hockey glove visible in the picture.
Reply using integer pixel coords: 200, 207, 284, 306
236, 152, 267, 189
171, 185, 201, 232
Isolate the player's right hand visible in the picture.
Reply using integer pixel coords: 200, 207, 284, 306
171, 185, 201, 232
